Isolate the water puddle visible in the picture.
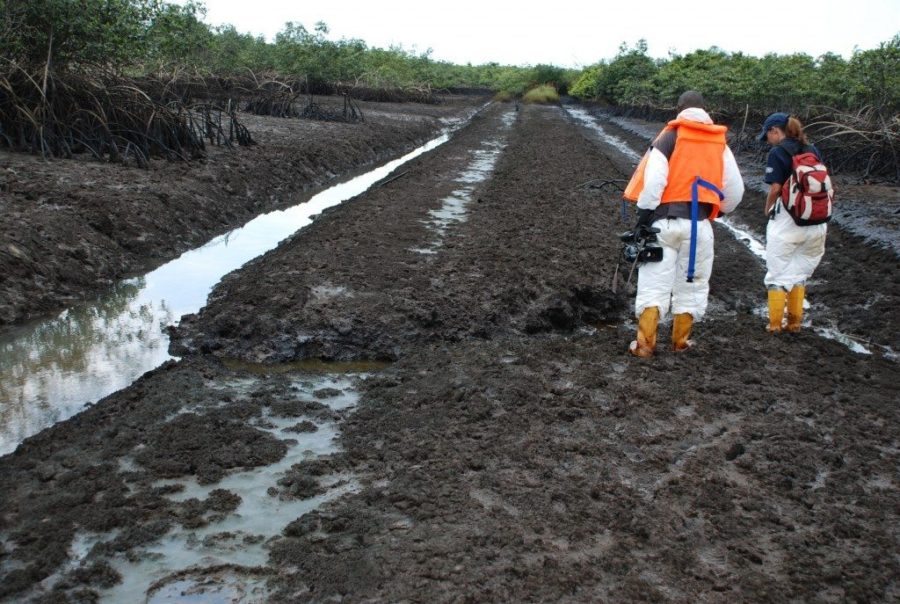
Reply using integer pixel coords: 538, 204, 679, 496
0, 279, 174, 455
812, 327, 875, 355
726, 222, 888, 356
25, 372, 367, 602
604, 115, 664, 144
221, 358, 391, 375
0, 123, 471, 456
562, 106, 643, 163
715, 217, 767, 260
441, 102, 493, 129
411, 111, 516, 254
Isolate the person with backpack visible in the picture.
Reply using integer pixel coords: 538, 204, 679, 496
759, 112, 833, 333
622, 91, 745, 358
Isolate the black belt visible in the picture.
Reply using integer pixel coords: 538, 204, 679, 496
653, 202, 712, 221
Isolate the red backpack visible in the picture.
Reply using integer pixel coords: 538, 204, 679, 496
781, 148, 835, 226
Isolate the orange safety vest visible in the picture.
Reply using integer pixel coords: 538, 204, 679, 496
623, 118, 728, 219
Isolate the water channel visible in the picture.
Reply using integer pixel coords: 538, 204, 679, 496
1, 107, 487, 601
0, 130, 459, 456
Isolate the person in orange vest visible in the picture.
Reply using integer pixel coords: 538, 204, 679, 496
759, 113, 829, 333
623, 91, 745, 357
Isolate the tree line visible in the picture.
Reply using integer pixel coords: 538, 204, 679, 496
568, 39, 898, 179
569, 38, 899, 118
4, 0, 894, 111
0, 0, 559, 93
1, 0, 896, 177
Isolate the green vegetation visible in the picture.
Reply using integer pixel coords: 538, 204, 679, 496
0, 0, 575, 93
8, 0, 889, 110
0, 0, 895, 177
567, 38, 900, 117
569, 37, 899, 179
523, 85, 560, 104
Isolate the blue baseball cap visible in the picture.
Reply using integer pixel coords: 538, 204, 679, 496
759, 112, 789, 141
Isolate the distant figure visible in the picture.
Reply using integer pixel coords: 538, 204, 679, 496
759, 113, 831, 333
622, 90, 745, 357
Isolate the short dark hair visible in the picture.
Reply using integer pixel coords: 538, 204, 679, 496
676, 90, 705, 111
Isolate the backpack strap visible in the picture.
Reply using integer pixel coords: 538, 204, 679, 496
778, 139, 818, 159
777, 139, 800, 157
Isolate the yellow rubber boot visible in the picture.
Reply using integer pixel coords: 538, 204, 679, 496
672, 313, 694, 352
786, 285, 805, 332
767, 289, 787, 333
629, 307, 659, 358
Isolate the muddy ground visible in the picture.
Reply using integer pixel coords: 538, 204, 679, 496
0, 96, 481, 325
1, 101, 898, 602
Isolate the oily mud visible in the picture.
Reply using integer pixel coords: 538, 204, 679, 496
1, 101, 898, 603
0, 95, 482, 326
170, 103, 625, 362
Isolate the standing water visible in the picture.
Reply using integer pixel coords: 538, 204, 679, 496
0, 131, 457, 456
13, 371, 372, 602
562, 106, 643, 163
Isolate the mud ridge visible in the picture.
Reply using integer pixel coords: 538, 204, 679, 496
170, 103, 628, 362
0, 96, 485, 325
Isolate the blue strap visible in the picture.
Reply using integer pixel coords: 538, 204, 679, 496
688, 177, 725, 282
621, 199, 629, 224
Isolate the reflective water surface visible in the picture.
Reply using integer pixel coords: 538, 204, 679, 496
0, 133, 454, 456
563, 106, 643, 163
12, 373, 367, 602
412, 110, 515, 254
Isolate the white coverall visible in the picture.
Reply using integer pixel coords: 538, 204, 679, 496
764, 182, 828, 290
634, 108, 745, 320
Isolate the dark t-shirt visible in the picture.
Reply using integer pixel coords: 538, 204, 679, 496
765, 138, 823, 185
651, 129, 677, 159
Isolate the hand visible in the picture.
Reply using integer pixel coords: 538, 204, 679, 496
635, 208, 655, 234
766, 183, 781, 217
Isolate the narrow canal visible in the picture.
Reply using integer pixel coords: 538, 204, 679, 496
0, 130, 459, 455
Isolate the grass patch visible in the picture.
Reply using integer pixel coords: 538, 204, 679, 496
493, 90, 514, 102
522, 85, 559, 104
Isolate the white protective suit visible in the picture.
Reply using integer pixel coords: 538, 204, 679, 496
634, 108, 745, 319
764, 179, 828, 291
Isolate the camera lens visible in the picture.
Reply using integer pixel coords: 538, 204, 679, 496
623, 244, 639, 263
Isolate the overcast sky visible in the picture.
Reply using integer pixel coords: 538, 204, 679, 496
187, 0, 899, 67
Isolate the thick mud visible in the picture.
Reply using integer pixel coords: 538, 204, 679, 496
170, 104, 624, 362
1, 101, 898, 603
0, 96, 481, 325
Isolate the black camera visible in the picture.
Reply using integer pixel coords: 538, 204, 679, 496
620, 227, 663, 264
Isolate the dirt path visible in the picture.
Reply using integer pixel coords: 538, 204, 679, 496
1, 102, 897, 603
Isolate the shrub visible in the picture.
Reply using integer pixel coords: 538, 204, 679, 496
569, 65, 604, 100
0, 66, 254, 165
522, 85, 559, 104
